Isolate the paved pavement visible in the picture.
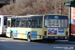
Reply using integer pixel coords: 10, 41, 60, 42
0, 37, 75, 50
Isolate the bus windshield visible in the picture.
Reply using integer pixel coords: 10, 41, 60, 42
44, 15, 68, 28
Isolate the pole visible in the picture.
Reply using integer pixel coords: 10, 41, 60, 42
69, 6, 71, 40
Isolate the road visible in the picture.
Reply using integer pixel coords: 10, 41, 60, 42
0, 36, 75, 50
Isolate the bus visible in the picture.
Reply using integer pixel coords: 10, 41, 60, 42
6, 14, 69, 42
0, 15, 13, 36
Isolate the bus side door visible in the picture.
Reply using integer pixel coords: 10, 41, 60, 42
6, 19, 11, 37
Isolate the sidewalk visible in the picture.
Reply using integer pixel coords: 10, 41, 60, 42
56, 40, 75, 44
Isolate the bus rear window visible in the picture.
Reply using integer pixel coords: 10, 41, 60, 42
45, 19, 68, 28
44, 15, 68, 28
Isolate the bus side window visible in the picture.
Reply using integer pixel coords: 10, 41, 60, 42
16, 21, 19, 27
16, 18, 21, 27
29, 20, 33, 28
32, 20, 35, 28
19, 20, 21, 27
39, 20, 42, 28
37, 20, 42, 28
11, 19, 16, 27
28, 20, 31, 27
35, 20, 38, 28
21, 21, 26, 27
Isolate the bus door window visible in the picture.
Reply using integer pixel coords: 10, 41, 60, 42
7, 20, 10, 27
11, 19, 16, 27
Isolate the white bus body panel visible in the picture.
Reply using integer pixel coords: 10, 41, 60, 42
0, 15, 4, 35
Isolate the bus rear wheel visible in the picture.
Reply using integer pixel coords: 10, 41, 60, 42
27, 33, 31, 42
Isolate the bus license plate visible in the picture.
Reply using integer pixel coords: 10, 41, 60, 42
55, 37, 58, 39
44, 36, 48, 38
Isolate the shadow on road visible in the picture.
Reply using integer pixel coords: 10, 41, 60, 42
0, 36, 75, 45
31, 40, 75, 45
0, 35, 6, 37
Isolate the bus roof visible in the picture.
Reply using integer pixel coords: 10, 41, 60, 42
0, 15, 13, 16
44, 14, 67, 16
8, 15, 43, 19
0, 15, 14, 17
8, 14, 68, 19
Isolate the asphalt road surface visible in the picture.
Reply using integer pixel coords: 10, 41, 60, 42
0, 36, 75, 50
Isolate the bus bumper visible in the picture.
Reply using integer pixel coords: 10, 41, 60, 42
43, 36, 69, 40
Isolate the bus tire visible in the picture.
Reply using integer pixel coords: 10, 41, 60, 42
27, 33, 31, 42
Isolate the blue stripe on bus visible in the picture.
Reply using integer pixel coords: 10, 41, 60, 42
25, 31, 37, 39
9, 30, 18, 37
13, 30, 18, 37
9, 30, 11, 37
